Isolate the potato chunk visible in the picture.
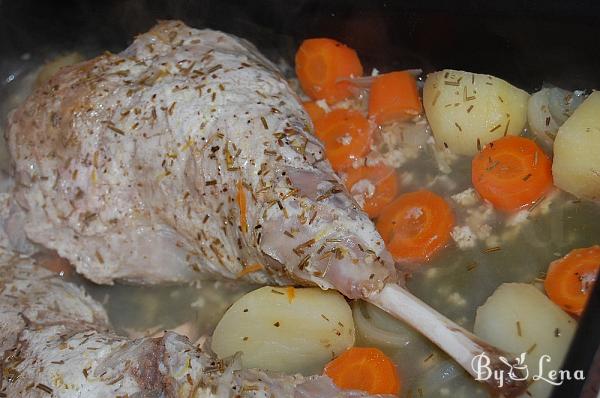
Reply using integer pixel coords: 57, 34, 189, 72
552, 91, 600, 200
211, 286, 355, 375
423, 70, 529, 155
474, 283, 576, 398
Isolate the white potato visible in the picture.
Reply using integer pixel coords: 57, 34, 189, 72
423, 69, 529, 155
474, 283, 576, 398
552, 91, 600, 200
211, 286, 355, 375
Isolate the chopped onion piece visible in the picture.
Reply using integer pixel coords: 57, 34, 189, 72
527, 87, 586, 147
548, 87, 585, 124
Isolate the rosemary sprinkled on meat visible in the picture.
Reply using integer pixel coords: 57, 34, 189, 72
206, 64, 222, 74
35, 384, 53, 394
105, 122, 125, 135
293, 239, 316, 256
260, 116, 269, 130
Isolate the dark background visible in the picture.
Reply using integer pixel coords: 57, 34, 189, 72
1, 1, 599, 396
2, 0, 600, 91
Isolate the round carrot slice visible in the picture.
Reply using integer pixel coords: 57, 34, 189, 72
376, 190, 454, 262
295, 38, 363, 104
303, 101, 327, 123
324, 347, 401, 395
545, 246, 600, 316
472, 135, 553, 212
314, 109, 372, 172
344, 164, 399, 218
368, 71, 422, 125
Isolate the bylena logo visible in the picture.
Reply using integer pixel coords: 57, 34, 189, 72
471, 352, 586, 387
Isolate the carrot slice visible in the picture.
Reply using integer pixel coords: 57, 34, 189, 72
376, 190, 454, 262
544, 246, 600, 316
472, 135, 553, 212
368, 71, 422, 125
303, 101, 327, 123
314, 109, 372, 172
344, 164, 400, 218
324, 347, 401, 395
295, 38, 363, 104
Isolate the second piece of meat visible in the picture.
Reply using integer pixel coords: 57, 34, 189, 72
0, 250, 382, 397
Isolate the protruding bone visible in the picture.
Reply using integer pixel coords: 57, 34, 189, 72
368, 284, 528, 397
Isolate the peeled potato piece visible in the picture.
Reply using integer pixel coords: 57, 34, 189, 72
423, 69, 529, 156
552, 91, 600, 200
474, 283, 576, 398
211, 286, 355, 375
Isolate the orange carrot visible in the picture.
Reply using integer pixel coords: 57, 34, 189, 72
314, 109, 372, 172
368, 71, 422, 125
344, 164, 400, 218
472, 135, 553, 212
286, 286, 296, 303
376, 190, 454, 262
324, 347, 401, 395
295, 38, 363, 104
303, 101, 327, 123
544, 246, 600, 316
236, 180, 248, 233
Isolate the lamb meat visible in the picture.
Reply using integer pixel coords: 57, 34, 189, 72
7, 21, 394, 299
0, 252, 382, 397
